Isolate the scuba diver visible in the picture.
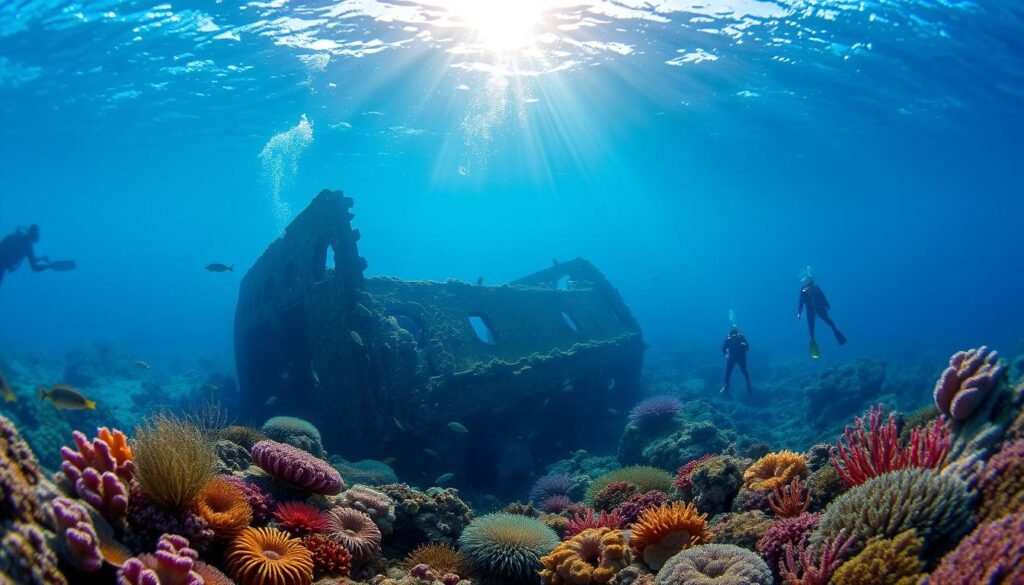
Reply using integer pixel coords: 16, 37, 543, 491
797, 274, 846, 358
720, 325, 751, 395
0, 225, 74, 289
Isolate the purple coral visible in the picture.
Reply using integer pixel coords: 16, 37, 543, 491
756, 512, 821, 576
117, 534, 202, 585
925, 511, 1024, 584
934, 346, 1006, 421
52, 496, 103, 572
529, 473, 574, 503
222, 477, 272, 524
441, 574, 461, 585
126, 483, 214, 552
61, 429, 134, 521
251, 440, 344, 495
411, 563, 436, 581
629, 395, 683, 427
539, 494, 573, 514
615, 490, 667, 524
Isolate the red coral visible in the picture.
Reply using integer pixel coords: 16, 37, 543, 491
564, 508, 625, 539
615, 490, 666, 524
830, 404, 950, 487
674, 454, 716, 491
273, 502, 328, 535
779, 531, 855, 585
757, 512, 820, 575
768, 476, 811, 518
592, 481, 638, 512
302, 534, 352, 577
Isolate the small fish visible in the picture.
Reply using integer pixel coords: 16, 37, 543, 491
381, 457, 397, 465
607, 408, 619, 415
39, 384, 96, 410
0, 371, 16, 403
350, 330, 364, 346
447, 422, 468, 434
203, 384, 218, 392
205, 263, 234, 272
135, 361, 151, 370
311, 367, 320, 386
265, 395, 278, 406
608, 379, 617, 390
393, 417, 406, 432
435, 473, 455, 485
424, 448, 441, 459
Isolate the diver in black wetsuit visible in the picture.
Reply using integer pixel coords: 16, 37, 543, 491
0, 225, 52, 288
797, 276, 846, 358
720, 326, 751, 395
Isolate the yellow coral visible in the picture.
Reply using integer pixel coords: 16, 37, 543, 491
630, 502, 709, 570
830, 530, 925, 585
406, 543, 468, 576
192, 477, 254, 538
743, 450, 808, 492
540, 528, 630, 585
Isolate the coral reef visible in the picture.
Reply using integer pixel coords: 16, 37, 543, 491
565, 509, 626, 539
193, 561, 234, 585
273, 501, 328, 535
779, 531, 855, 585
530, 474, 576, 504
406, 543, 468, 576
654, 544, 772, 585
118, 533, 203, 585
689, 456, 745, 514
768, 476, 811, 518
806, 465, 846, 512
224, 477, 273, 524
214, 440, 253, 473
337, 485, 396, 534
192, 477, 253, 538
708, 510, 772, 550
302, 533, 352, 578
756, 512, 820, 577
540, 495, 573, 514
585, 467, 674, 505
1, 521, 67, 585
592, 482, 639, 513
379, 483, 473, 548
133, 415, 217, 510
459, 513, 560, 581
125, 482, 215, 552
673, 453, 716, 492
811, 469, 972, 557
743, 451, 808, 492
326, 507, 382, 563
261, 416, 326, 458
934, 346, 1006, 421
614, 491, 666, 525
925, 511, 1024, 584
628, 396, 682, 428
829, 530, 925, 585
219, 425, 268, 450
225, 526, 314, 585
637, 422, 732, 470
539, 527, 631, 585
335, 459, 400, 486
973, 437, 1024, 522
251, 440, 344, 495
802, 357, 886, 426
630, 502, 710, 570
52, 496, 103, 571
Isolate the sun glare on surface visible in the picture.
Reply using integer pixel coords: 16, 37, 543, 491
445, 0, 548, 52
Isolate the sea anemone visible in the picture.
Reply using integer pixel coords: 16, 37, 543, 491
743, 451, 808, 492
250, 440, 344, 495
628, 396, 682, 427
193, 561, 235, 585
540, 494, 573, 514
829, 530, 925, 585
133, 414, 218, 510
539, 528, 630, 585
565, 509, 626, 540
584, 467, 674, 505
273, 502, 328, 536
459, 512, 561, 581
530, 474, 575, 503
630, 502, 710, 570
654, 543, 772, 585
324, 507, 382, 563
406, 543, 468, 576
301, 534, 352, 578
225, 526, 314, 585
192, 477, 253, 538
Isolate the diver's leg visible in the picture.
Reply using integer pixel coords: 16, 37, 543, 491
818, 309, 846, 345
721, 360, 735, 394
739, 358, 751, 392
807, 309, 817, 339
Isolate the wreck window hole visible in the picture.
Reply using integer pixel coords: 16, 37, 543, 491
556, 275, 570, 290
468, 313, 497, 345
561, 311, 579, 332
391, 312, 427, 346
327, 244, 337, 271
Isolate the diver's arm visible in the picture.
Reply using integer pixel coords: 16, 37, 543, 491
740, 336, 749, 350
26, 249, 50, 272
721, 338, 728, 354
797, 292, 806, 318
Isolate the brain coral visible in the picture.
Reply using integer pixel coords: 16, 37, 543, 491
540, 528, 630, 585
459, 512, 560, 581
630, 502, 710, 570
742, 451, 808, 492
654, 543, 772, 585
261, 416, 325, 457
708, 511, 772, 551
225, 526, 314, 585
250, 440, 344, 495
974, 437, 1024, 522
811, 469, 972, 557
829, 530, 925, 585
690, 456, 745, 515
325, 507, 382, 563
925, 511, 1024, 585
585, 467, 674, 505
192, 477, 253, 538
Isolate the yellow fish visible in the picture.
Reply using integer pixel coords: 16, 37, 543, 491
39, 384, 96, 410
0, 370, 16, 403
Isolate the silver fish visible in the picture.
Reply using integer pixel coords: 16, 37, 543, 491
607, 408, 618, 415
424, 448, 441, 459
435, 473, 455, 485
447, 422, 468, 434
393, 417, 406, 432
265, 395, 278, 406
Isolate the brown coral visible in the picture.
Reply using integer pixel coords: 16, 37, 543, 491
225, 526, 314, 585
406, 543, 468, 576
629, 502, 709, 570
743, 451, 808, 492
540, 528, 630, 585
325, 506, 382, 563
192, 477, 254, 538
829, 530, 925, 585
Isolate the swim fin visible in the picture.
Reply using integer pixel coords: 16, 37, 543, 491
810, 339, 821, 359
834, 329, 847, 346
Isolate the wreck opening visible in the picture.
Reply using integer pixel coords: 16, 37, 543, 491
468, 312, 498, 345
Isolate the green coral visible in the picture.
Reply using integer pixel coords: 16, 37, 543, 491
708, 511, 772, 551
584, 467, 674, 505
811, 469, 972, 557
807, 465, 847, 512
261, 416, 325, 457
459, 513, 559, 582
689, 456, 744, 515
829, 530, 925, 585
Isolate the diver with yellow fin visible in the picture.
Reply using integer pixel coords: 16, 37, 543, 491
797, 268, 846, 358
0, 225, 75, 289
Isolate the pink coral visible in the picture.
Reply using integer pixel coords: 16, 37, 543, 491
674, 454, 716, 491
615, 490, 667, 524
934, 346, 1006, 421
126, 483, 214, 552
757, 512, 821, 576
925, 511, 1024, 584
223, 477, 272, 523
325, 507, 382, 562
539, 494, 573, 514
117, 533, 202, 585
564, 509, 625, 539
61, 428, 134, 521
52, 496, 103, 572
779, 531, 855, 585
251, 440, 344, 495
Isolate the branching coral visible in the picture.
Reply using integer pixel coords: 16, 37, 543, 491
829, 530, 925, 585
830, 405, 949, 487
273, 502, 328, 536
406, 543, 468, 576
974, 437, 1024, 522
301, 534, 351, 577
1, 521, 68, 585
779, 531, 855, 585
811, 469, 972, 557
226, 527, 314, 585
925, 511, 1024, 584
251, 440, 344, 495
934, 346, 1006, 421
565, 509, 625, 539
540, 528, 630, 585
756, 512, 820, 577
59, 427, 135, 515
673, 454, 716, 492
117, 533, 203, 585
743, 451, 808, 492
768, 476, 811, 518
630, 502, 710, 570
655, 543, 772, 585
133, 414, 217, 510
592, 482, 639, 513
52, 496, 103, 571
614, 491, 666, 525
585, 467, 674, 505
459, 512, 560, 581
325, 507, 382, 563
192, 477, 253, 539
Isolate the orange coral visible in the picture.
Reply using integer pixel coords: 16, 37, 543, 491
226, 527, 314, 585
743, 450, 808, 492
768, 476, 812, 518
97, 427, 132, 466
406, 543, 468, 576
193, 478, 254, 539
629, 502, 709, 570
540, 528, 630, 585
